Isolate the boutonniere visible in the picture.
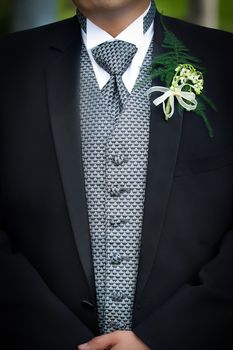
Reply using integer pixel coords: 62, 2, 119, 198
147, 17, 217, 138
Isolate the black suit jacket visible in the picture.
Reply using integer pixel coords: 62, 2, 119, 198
0, 10, 233, 350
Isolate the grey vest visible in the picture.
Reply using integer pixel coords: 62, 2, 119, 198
80, 41, 153, 334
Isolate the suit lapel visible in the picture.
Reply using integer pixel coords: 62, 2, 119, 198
45, 20, 95, 297
135, 13, 184, 302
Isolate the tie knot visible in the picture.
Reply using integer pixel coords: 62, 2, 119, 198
91, 40, 138, 76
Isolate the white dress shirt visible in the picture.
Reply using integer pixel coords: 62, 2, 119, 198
81, 4, 154, 93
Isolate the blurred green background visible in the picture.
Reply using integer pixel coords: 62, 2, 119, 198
0, 0, 232, 36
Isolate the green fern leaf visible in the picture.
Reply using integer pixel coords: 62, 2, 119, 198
146, 15, 217, 138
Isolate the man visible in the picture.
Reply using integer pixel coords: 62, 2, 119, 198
0, 0, 232, 349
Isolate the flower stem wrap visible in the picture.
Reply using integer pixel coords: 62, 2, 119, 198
147, 83, 198, 120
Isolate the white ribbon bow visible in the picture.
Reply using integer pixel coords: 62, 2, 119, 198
147, 83, 198, 120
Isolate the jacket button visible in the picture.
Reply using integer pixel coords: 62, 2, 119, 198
81, 300, 94, 310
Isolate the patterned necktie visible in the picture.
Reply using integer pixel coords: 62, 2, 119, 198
77, 0, 156, 115
91, 40, 138, 113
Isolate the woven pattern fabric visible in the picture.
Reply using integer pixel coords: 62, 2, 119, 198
143, 0, 156, 34
76, 9, 87, 33
91, 40, 138, 76
79, 41, 153, 334
92, 40, 137, 111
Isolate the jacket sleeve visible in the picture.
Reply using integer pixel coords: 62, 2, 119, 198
0, 34, 95, 350
0, 228, 94, 350
133, 226, 233, 350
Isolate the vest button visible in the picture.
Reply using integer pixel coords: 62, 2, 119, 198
109, 217, 128, 227
109, 320, 127, 330
110, 252, 123, 265
109, 186, 130, 197
111, 291, 125, 302
81, 300, 94, 310
109, 186, 121, 197
112, 155, 128, 166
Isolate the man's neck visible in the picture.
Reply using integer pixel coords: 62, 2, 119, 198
79, 1, 151, 37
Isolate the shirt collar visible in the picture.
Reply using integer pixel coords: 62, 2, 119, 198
84, 2, 152, 51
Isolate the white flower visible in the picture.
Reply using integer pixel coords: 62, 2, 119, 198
147, 64, 203, 121
172, 64, 204, 96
